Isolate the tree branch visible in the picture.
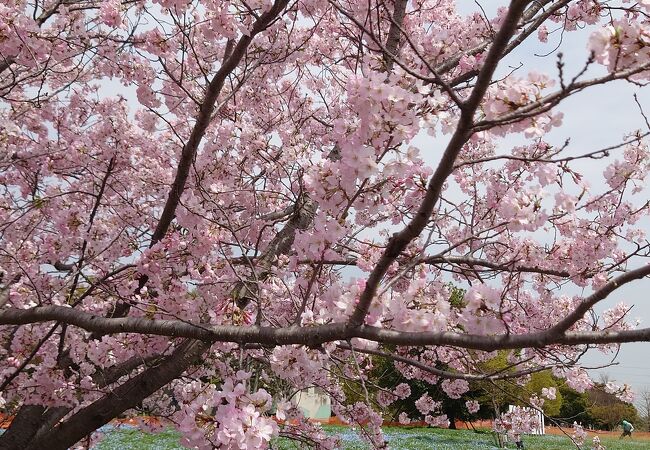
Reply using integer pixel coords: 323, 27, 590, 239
0, 406, 49, 450
548, 264, 650, 335
382, 0, 407, 72
150, 0, 289, 247
348, 0, 530, 327
337, 343, 552, 381
473, 61, 650, 132
6, 302, 650, 351
25, 339, 211, 450
105, 0, 290, 322
419, 255, 571, 277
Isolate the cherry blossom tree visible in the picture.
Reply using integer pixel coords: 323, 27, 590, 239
1, 0, 649, 448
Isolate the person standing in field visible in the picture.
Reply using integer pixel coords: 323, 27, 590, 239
620, 419, 634, 439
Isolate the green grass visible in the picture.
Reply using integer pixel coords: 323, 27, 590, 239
93, 425, 648, 449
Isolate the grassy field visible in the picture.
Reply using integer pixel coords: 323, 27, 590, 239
94, 425, 649, 450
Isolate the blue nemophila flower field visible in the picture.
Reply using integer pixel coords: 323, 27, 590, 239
91, 425, 649, 450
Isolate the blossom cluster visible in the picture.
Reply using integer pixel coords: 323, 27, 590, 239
176, 376, 278, 450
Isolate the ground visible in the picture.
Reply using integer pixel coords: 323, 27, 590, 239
93, 425, 650, 449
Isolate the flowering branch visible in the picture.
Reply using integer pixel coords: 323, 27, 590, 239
348, 0, 531, 326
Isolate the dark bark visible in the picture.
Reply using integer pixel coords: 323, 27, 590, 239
232, 193, 317, 308
383, 0, 408, 72
25, 339, 211, 450
4, 266, 650, 349
0, 406, 47, 450
0, 352, 163, 448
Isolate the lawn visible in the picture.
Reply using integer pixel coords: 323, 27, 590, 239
93, 425, 649, 450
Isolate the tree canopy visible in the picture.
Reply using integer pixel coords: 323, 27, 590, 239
1, 1, 649, 449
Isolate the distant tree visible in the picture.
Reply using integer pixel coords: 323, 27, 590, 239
343, 348, 491, 429
338, 285, 489, 429
524, 371, 563, 417
552, 383, 595, 429
587, 384, 639, 431
473, 353, 563, 419
589, 403, 639, 431
639, 388, 650, 432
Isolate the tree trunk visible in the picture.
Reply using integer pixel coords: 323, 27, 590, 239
17, 339, 211, 450
0, 405, 47, 450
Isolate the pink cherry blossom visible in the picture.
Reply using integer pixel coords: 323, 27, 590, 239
393, 383, 411, 399
466, 400, 480, 414
1, 1, 649, 448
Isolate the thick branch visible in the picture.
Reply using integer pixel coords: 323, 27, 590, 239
348, 0, 530, 326
25, 339, 211, 450
383, 0, 407, 72
337, 343, 551, 381
0, 58, 14, 75
5, 304, 650, 350
231, 193, 317, 308
358, 326, 650, 350
2, 353, 164, 449
0, 406, 48, 450
0, 273, 20, 308
548, 264, 650, 335
1, 306, 217, 340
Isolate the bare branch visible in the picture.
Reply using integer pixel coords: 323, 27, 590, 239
337, 343, 552, 381
420, 255, 571, 277
473, 61, 650, 132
